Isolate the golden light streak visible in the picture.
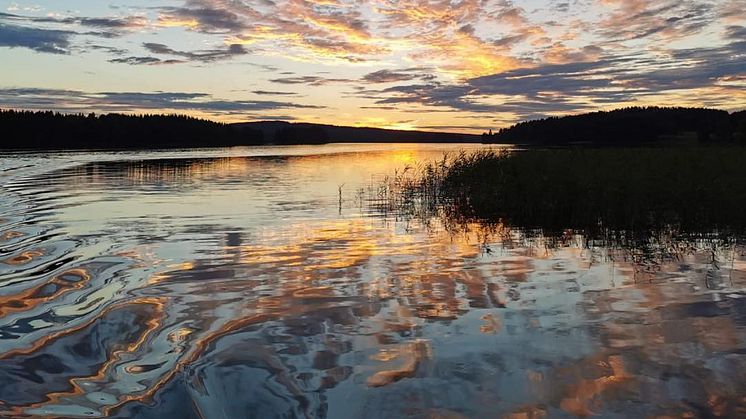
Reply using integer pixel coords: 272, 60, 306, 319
156, 16, 200, 29
0, 298, 166, 418
0, 268, 92, 318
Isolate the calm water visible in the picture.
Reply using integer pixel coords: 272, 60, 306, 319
1, 144, 746, 418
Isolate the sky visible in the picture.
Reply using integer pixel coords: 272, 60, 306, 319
0, 0, 744, 133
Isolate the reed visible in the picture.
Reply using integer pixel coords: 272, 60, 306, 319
372, 146, 746, 247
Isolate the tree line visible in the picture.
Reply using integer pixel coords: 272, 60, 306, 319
0, 110, 264, 150
483, 107, 746, 145
0, 110, 481, 150
236, 121, 480, 144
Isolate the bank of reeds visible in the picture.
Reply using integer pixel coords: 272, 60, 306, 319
369, 146, 746, 249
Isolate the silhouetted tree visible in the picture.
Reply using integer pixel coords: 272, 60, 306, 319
732, 110, 746, 142
484, 107, 737, 146
0, 110, 263, 150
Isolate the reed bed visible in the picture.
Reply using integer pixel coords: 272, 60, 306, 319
366, 146, 746, 265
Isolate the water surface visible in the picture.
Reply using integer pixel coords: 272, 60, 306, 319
1, 144, 745, 418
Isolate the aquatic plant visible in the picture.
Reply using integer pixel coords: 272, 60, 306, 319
369, 146, 746, 269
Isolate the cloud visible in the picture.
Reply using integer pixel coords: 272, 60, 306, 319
143, 42, 248, 62
156, 0, 384, 62
351, 34, 746, 120
362, 70, 418, 84
4, 0, 730, 80
725, 25, 746, 41
157, 6, 248, 33
597, 0, 716, 42
1, 0, 745, 127
251, 90, 299, 96
108, 42, 249, 65
361, 69, 435, 84
467, 61, 619, 97
268, 69, 436, 87
109, 56, 183, 65
0, 88, 326, 115
0, 11, 146, 37
720, 0, 746, 23
269, 75, 354, 86
75, 16, 147, 31
0, 22, 72, 53
0, 10, 149, 56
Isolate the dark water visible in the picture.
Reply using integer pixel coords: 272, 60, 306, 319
1, 144, 745, 418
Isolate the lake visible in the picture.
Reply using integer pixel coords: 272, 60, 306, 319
1, 143, 745, 418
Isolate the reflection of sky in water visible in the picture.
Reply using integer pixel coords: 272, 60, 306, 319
0, 144, 746, 418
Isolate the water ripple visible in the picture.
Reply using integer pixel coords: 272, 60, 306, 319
1, 145, 745, 418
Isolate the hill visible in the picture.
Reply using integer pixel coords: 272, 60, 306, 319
232, 121, 481, 144
0, 110, 480, 150
483, 107, 746, 146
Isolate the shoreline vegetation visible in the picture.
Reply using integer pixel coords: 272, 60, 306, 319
0, 109, 478, 150
1, 106, 744, 150
482, 107, 746, 145
0, 110, 261, 150
370, 146, 746, 251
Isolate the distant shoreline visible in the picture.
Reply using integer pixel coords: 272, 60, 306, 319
2, 107, 745, 151
0, 142, 496, 155
0, 110, 480, 151
483, 106, 746, 146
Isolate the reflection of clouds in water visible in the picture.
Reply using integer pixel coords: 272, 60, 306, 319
0, 297, 165, 417
141, 221, 746, 416
3, 216, 746, 417
1, 146, 746, 417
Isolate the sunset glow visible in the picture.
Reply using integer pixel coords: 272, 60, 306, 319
1, 0, 744, 132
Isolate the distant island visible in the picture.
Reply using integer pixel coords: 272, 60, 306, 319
484, 107, 746, 146
0, 110, 479, 150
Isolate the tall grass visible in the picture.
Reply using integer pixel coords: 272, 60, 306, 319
370, 146, 746, 249
443, 147, 746, 235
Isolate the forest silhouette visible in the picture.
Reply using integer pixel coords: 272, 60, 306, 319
0, 110, 478, 150
0, 110, 263, 150
483, 107, 746, 145
2, 107, 745, 150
